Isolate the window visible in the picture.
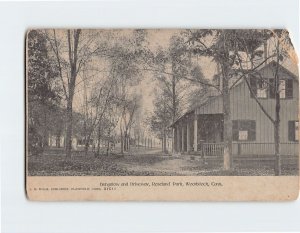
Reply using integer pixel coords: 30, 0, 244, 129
269, 79, 293, 99
257, 79, 268, 98
250, 77, 268, 98
288, 121, 299, 142
269, 78, 274, 98
279, 80, 286, 98
251, 77, 293, 99
249, 77, 257, 98
286, 79, 293, 98
238, 130, 248, 140
233, 120, 256, 141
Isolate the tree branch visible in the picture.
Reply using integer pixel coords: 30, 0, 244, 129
235, 49, 275, 124
244, 76, 275, 124
47, 30, 69, 100
182, 76, 222, 93
229, 53, 276, 90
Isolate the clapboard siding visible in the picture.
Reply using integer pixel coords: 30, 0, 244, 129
230, 82, 298, 143
232, 142, 298, 156
195, 65, 299, 144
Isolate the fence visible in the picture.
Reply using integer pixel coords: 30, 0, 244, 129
200, 142, 298, 157
201, 143, 224, 157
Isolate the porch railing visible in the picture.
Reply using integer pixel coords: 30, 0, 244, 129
201, 143, 224, 157
199, 142, 298, 157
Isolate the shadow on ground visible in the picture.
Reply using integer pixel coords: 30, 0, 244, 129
27, 148, 298, 176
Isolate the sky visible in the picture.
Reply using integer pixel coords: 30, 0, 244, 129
66, 29, 298, 136
70, 29, 218, 128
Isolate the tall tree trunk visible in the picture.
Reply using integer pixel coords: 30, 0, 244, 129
43, 110, 49, 149
274, 50, 281, 176
123, 133, 127, 151
222, 74, 233, 170
84, 134, 91, 156
65, 100, 73, 158
274, 118, 280, 175
172, 72, 176, 153
83, 73, 89, 155
106, 127, 111, 156
65, 29, 81, 159
120, 124, 124, 155
163, 129, 167, 153
126, 134, 129, 151
65, 75, 76, 159
96, 121, 102, 157
127, 134, 130, 152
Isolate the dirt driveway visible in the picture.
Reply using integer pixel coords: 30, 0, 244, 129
120, 155, 204, 175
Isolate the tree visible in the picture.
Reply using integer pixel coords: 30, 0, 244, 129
146, 35, 191, 152
82, 77, 114, 156
183, 29, 273, 170
45, 29, 82, 158
149, 88, 173, 153
102, 30, 148, 154
147, 35, 192, 122
233, 29, 294, 175
93, 76, 117, 157
27, 30, 61, 154
45, 29, 105, 158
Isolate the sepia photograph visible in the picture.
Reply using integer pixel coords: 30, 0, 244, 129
3, 1, 300, 232
26, 29, 299, 178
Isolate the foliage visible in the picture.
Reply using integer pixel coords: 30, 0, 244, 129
27, 30, 62, 154
149, 89, 173, 140
27, 30, 61, 104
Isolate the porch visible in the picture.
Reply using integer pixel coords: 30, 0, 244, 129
173, 113, 224, 153
172, 112, 298, 157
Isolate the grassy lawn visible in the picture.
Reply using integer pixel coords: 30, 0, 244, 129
27, 149, 299, 176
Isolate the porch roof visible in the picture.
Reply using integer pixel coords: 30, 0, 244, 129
169, 110, 194, 128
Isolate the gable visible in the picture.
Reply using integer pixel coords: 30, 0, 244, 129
257, 61, 298, 81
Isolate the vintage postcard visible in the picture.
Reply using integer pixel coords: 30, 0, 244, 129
26, 29, 299, 201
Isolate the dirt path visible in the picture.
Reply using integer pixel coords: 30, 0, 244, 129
122, 155, 204, 175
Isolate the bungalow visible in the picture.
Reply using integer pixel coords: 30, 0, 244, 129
171, 61, 299, 157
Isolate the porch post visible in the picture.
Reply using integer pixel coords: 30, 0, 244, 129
187, 121, 191, 152
181, 123, 185, 152
177, 125, 180, 153
194, 114, 198, 152
172, 127, 175, 153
